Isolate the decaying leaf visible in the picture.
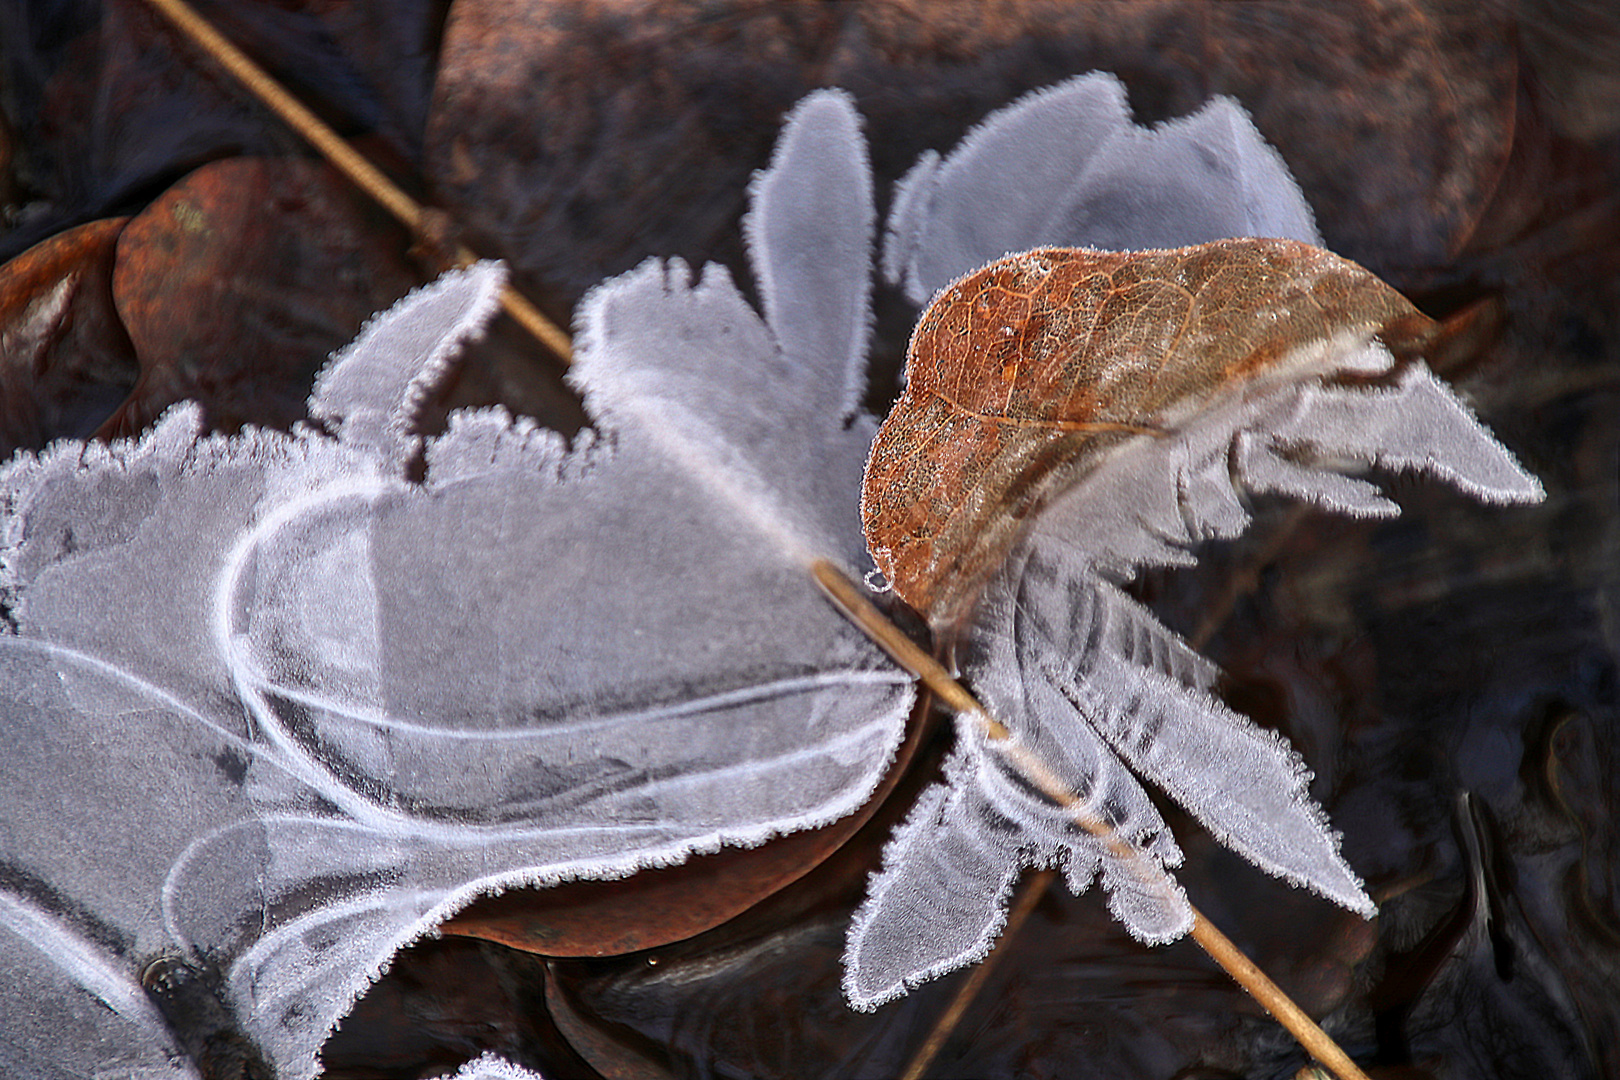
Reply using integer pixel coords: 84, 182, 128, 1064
863, 238, 1436, 629
110, 156, 421, 438
0, 217, 138, 457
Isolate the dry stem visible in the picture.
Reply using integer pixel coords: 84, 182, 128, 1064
140, 0, 573, 363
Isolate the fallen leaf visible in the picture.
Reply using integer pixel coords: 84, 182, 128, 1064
863, 239, 1433, 629
0, 217, 138, 458
109, 156, 419, 437
0, 0, 441, 257
439, 692, 931, 957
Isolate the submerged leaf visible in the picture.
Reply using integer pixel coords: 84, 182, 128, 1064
110, 156, 421, 439
0, 217, 138, 457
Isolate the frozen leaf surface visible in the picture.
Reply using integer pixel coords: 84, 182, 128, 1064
883, 71, 1320, 306
0, 91, 909, 1077
844, 79, 1543, 1010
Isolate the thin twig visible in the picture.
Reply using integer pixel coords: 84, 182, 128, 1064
140, 0, 574, 363
810, 559, 1372, 1080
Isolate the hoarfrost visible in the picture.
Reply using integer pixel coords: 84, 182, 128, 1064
843, 78, 1541, 1010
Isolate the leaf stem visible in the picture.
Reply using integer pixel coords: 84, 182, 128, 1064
810, 558, 1372, 1080
808, 560, 1005, 737
139, 0, 574, 363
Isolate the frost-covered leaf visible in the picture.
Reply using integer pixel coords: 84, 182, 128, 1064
883, 71, 1320, 306
844, 78, 1542, 1010
0, 91, 909, 1078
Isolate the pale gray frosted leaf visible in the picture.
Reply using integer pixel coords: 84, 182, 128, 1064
744, 88, 874, 418
1040, 95, 1319, 256
885, 72, 1319, 304
992, 548, 1373, 916
884, 74, 1132, 305
846, 550, 1198, 1007
0, 894, 198, 1080
1241, 363, 1547, 509
846, 337, 1542, 1000
878, 149, 937, 288
842, 774, 1015, 1010
308, 261, 507, 471
0, 91, 908, 1077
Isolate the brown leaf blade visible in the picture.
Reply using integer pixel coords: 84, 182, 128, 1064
861, 237, 1433, 627
0, 217, 139, 459
109, 156, 418, 436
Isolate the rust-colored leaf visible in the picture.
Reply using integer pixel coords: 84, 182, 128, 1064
861, 237, 1437, 627
109, 156, 418, 436
0, 217, 139, 459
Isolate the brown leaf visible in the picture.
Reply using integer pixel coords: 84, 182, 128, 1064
861, 237, 1434, 627
108, 155, 419, 436
3, 0, 441, 254
0, 217, 139, 459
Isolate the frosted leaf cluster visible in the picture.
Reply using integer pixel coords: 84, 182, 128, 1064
0, 71, 1543, 1075
842, 74, 1543, 1009
0, 93, 907, 1078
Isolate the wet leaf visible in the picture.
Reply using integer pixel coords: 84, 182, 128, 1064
0, 0, 443, 257
440, 694, 931, 958
0, 217, 138, 458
